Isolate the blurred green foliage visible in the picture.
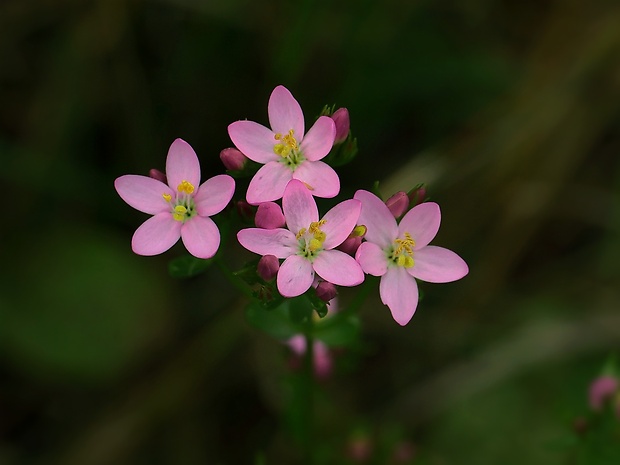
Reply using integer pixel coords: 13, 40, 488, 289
1, 0, 619, 464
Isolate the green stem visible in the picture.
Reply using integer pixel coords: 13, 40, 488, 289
300, 317, 315, 465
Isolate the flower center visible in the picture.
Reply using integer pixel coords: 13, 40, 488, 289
163, 180, 197, 223
296, 219, 327, 260
274, 129, 305, 170
389, 232, 415, 268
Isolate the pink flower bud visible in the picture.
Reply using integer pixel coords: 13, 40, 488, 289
255, 202, 285, 229
220, 147, 247, 171
385, 191, 410, 218
407, 184, 427, 207
337, 225, 366, 256
235, 200, 255, 223
331, 107, 350, 144
257, 255, 279, 281
316, 281, 337, 303
148, 168, 167, 184
589, 375, 619, 410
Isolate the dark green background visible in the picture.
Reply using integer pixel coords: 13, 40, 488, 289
1, 0, 619, 463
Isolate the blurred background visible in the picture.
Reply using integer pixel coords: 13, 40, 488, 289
1, 0, 619, 463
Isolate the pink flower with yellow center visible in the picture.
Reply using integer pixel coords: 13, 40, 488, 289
228, 85, 339, 204
354, 190, 468, 325
114, 138, 235, 259
237, 179, 364, 297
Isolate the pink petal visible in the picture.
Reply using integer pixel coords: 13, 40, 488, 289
247, 161, 293, 205
166, 139, 201, 192
292, 161, 340, 199
181, 215, 221, 259
354, 190, 398, 249
194, 174, 235, 217
282, 179, 319, 235
131, 212, 181, 256
379, 267, 419, 326
355, 242, 388, 276
228, 120, 279, 164
237, 228, 298, 258
407, 246, 468, 283
321, 199, 361, 250
399, 202, 441, 249
268, 85, 305, 139
115, 175, 172, 215
277, 255, 314, 297
299, 116, 335, 161
313, 250, 364, 287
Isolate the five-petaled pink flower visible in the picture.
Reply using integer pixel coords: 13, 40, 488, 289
354, 190, 468, 325
237, 179, 364, 297
114, 138, 235, 259
228, 85, 339, 204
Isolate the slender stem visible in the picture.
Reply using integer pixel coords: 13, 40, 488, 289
300, 316, 315, 465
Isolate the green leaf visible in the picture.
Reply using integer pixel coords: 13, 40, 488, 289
244, 300, 300, 340
168, 255, 213, 278
314, 315, 360, 346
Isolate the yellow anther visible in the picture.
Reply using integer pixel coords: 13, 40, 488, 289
309, 238, 323, 251
309, 220, 326, 234
273, 129, 299, 157
177, 180, 195, 195
296, 228, 307, 239
313, 230, 326, 243
162, 193, 172, 202
394, 232, 415, 255
350, 225, 367, 238
173, 205, 187, 222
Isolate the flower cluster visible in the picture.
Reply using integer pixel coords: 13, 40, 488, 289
114, 85, 468, 326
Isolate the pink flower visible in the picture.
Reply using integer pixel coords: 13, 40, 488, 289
228, 85, 339, 204
114, 138, 235, 259
354, 190, 468, 325
237, 179, 364, 297
589, 375, 619, 411
287, 334, 333, 380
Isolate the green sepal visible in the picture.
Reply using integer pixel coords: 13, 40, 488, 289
168, 255, 213, 278
305, 289, 329, 318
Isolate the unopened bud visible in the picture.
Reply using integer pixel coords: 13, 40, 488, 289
255, 202, 285, 229
257, 255, 279, 281
316, 281, 337, 303
235, 200, 255, 223
337, 225, 366, 256
149, 168, 167, 184
331, 107, 350, 144
407, 184, 427, 207
220, 147, 247, 171
589, 375, 619, 411
385, 191, 409, 218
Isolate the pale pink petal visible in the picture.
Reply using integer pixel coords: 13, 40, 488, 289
407, 246, 468, 283
237, 228, 297, 258
299, 116, 335, 161
354, 190, 398, 249
355, 242, 388, 276
115, 175, 172, 215
313, 250, 364, 287
321, 199, 361, 249
313, 341, 332, 379
194, 174, 235, 217
292, 161, 340, 199
379, 267, 419, 326
287, 334, 306, 355
166, 139, 201, 191
399, 202, 441, 249
277, 255, 315, 297
131, 212, 181, 256
268, 85, 304, 139
282, 179, 319, 234
247, 161, 293, 205
228, 120, 279, 164
181, 215, 221, 259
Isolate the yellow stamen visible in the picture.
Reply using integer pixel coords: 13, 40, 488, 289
173, 205, 187, 222
350, 225, 367, 238
274, 129, 299, 157
309, 220, 326, 234
162, 193, 172, 202
309, 238, 323, 251
296, 228, 307, 239
177, 180, 195, 195
394, 232, 415, 256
